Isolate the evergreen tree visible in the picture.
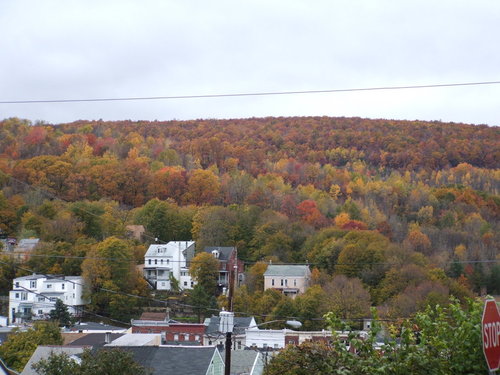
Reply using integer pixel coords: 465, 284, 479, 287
49, 298, 72, 327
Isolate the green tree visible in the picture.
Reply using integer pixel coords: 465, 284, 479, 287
81, 237, 149, 321
31, 351, 80, 375
49, 298, 72, 327
188, 284, 218, 323
0, 254, 18, 295
135, 198, 193, 242
32, 348, 150, 375
266, 297, 489, 374
264, 341, 340, 375
70, 201, 105, 240
189, 252, 219, 294
0, 321, 63, 372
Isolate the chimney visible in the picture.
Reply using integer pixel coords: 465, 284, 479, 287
105, 332, 111, 344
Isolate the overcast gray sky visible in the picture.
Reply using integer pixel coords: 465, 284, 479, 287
1, 0, 499, 126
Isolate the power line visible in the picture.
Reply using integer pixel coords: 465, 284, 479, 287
1, 80, 500, 104
1, 251, 499, 267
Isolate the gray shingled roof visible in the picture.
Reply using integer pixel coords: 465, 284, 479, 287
107, 346, 221, 375
203, 247, 236, 262
68, 333, 125, 347
263, 265, 310, 277
21, 346, 87, 375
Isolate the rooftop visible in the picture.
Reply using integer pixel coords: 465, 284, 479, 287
144, 241, 195, 258
103, 346, 222, 375
203, 246, 236, 262
264, 265, 311, 277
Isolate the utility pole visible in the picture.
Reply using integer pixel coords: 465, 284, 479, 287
223, 249, 238, 375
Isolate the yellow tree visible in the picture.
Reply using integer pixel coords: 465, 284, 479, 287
189, 252, 220, 294
183, 169, 221, 205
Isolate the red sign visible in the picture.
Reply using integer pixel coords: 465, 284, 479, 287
482, 299, 500, 371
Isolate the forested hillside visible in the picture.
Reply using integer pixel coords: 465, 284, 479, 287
0, 116, 498, 323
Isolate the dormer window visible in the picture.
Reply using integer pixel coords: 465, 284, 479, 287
212, 250, 220, 259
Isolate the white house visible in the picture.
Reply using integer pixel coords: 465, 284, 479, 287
143, 241, 195, 291
9, 274, 88, 324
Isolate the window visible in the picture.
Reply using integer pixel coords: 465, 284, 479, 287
167, 259, 170, 265
272, 279, 274, 286
195, 335, 200, 341
30, 280, 37, 288
15, 293, 19, 299
73, 283, 75, 289
294, 279, 297, 286
184, 281, 188, 286
155, 259, 157, 265
38, 296, 45, 302
21, 292, 27, 301
46, 284, 52, 289
148, 259, 151, 265
285, 279, 288, 286
184, 334, 189, 341
174, 334, 179, 341
263, 343, 268, 349
38, 309, 43, 315
160, 259, 163, 265
274, 344, 279, 348
238, 341, 242, 349
280, 279, 284, 286
15, 282, 19, 288
61, 283, 65, 290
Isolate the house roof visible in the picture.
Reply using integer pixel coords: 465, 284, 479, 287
68, 321, 127, 332
13, 274, 82, 282
16, 239, 39, 249
264, 265, 310, 277
222, 350, 264, 375
105, 334, 160, 346
104, 346, 222, 375
145, 241, 195, 258
68, 333, 125, 347
139, 312, 167, 321
203, 247, 236, 262
204, 316, 255, 336
21, 346, 87, 375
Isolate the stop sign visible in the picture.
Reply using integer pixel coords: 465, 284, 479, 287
482, 299, 500, 371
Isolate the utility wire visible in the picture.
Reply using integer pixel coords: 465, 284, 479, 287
0, 275, 131, 326
1, 251, 498, 267
1, 80, 500, 104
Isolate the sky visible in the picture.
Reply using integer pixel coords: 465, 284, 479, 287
0, 0, 499, 126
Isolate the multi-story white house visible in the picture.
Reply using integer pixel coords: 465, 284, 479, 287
9, 274, 87, 324
143, 241, 195, 291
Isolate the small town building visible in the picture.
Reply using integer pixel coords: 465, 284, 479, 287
263, 265, 311, 298
9, 274, 87, 324
143, 241, 195, 291
203, 247, 245, 292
